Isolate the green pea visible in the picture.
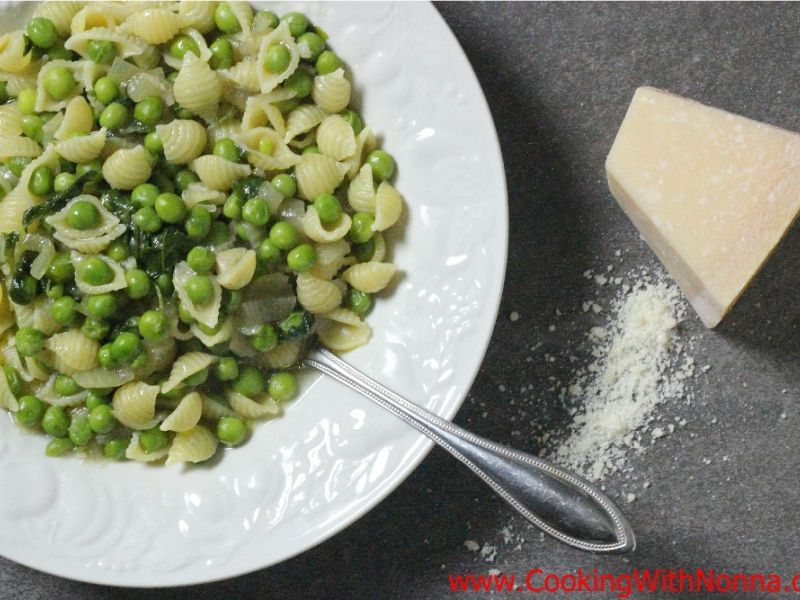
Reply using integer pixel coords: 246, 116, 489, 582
138, 310, 168, 341
253, 10, 279, 32
66, 199, 100, 230
185, 206, 212, 239
106, 240, 128, 263
7, 156, 31, 176
217, 416, 248, 446
68, 412, 92, 446
297, 34, 324, 63
213, 138, 240, 162
17, 88, 36, 114
45, 437, 73, 457
348, 212, 374, 244
347, 289, 372, 315
47, 251, 73, 282
81, 317, 109, 341
302, 145, 320, 155
140, 427, 169, 453
45, 283, 63, 299
89, 404, 116, 434
84, 293, 116, 320
271, 173, 296, 199
223, 192, 244, 220
103, 438, 127, 460
3, 365, 22, 398
209, 36, 234, 70
154, 192, 187, 224
46, 40, 73, 61
169, 35, 200, 60
156, 273, 173, 295
173, 103, 194, 119
0, 81, 7, 105
187, 246, 215, 274
232, 366, 265, 397
99, 102, 128, 130
269, 221, 299, 250
133, 206, 163, 233
27, 164, 53, 196
315, 50, 342, 75
367, 150, 395, 182
111, 331, 141, 364
241, 197, 269, 226
85, 390, 109, 412
144, 131, 163, 154
78, 257, 114, 286
16, 327, 45, 357
264, 43, 291, 74
255, 238, 280, 265
134, 96, 164, 126
281, 12, 309, 37
268, 371, 297, 402
206, 220, 231, 246
340, 109, 363, 134
185, 275, 214, 305
131, 183, 159, 208
54, 374, 81, 396
287, 243, 316, 272
50, 296, 77, 325
21, 114, 43, 143
222, 290, 242, 314
257, 136, 275, 155
250, 324, 278, 352
215, 357, 239, 382
183, 366, 209, 387
94, 76, 118, 104
174, 169, 199, 193
98, 344, 116, 369
16, 395, 45, 427
313, 194, 341, 225
284, 69, 313, 98
125, 269, 151, 300
214, 2, 241, 33
75, 158, 102, 177
177, 302, 194, 324
44, 66, 76, 100
26, 17, 57, 50
87, 39, 116, 65
235, 222, 264, 245
53, 171, 77, 193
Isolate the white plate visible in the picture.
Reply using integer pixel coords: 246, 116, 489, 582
0, 1, 507, 586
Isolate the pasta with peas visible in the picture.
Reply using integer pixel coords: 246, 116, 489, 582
0, 1, 402, 464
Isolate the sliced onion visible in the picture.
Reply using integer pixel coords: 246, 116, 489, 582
279, 198, 306, 232
229, 331, 258, 357
244, 273, 292, 301
258, 181, 284, 215
108, 57, 140, 85
16, 234, 55, 280
73, 367, 134, 389
236, 296, 296, 334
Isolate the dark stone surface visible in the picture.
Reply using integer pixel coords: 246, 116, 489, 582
4, 3, 800, 598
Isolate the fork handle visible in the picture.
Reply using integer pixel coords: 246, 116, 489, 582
304, 348, 635, 554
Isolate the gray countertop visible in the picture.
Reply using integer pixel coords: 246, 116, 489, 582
4, 3, 800, 598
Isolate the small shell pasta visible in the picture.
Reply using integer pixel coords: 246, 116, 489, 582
181, 182, 226, 208
227, 390, 279, 419
241, 90, 294, 136
342, 262, 397, 294
70, 6, 116, 34
215, 248, 256, 290
302, 207, 352, 243
190, 318, 233, 347
161, 351, 216, 393
317, 308, 372, 352
73, 367, 135, 389
219, 58, 261, 92
113, 381, 160, 429
35, 60, 85, 112
236, 127, 300, 171
179, 1, 218, 33
166, 425, 218, 465
55, 128, 107, 163
45, 330, 100, 373
0, 364, 18, 411
312, 68, 352, 113
102, 145, 153, 190
34, 1, 83, 37
54, 96, 93, 141
284, 104, 327, 143
309, 240, 351, 280
191, 155, 251, 191
256, 22, 299, 93
373, 182, 404, 231
201, 395, 237, 420
263, 340, 303, 369
296, 271, 343, 314
0, 31, 32, 73
295, 153, 347, 201
0, 136, 41, 161
173, 262, 223, 329
0, 104, 21, 137
160, 391, 203, 432
317, 115, 357, 161
47, 195, 126, 253
120, 9, 192, 45
173, 53, 222, 121
126, 432, 170, 462
71, 252, 128, 294
156, 119, 207, 164
65, 27, 148, 61
348, 164, 376, 212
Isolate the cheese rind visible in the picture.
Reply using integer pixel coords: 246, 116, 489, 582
606, 86, 800, 327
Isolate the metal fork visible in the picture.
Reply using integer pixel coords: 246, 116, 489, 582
303, 347, 635, 554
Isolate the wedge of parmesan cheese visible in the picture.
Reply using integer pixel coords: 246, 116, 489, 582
606, 86, 800, 327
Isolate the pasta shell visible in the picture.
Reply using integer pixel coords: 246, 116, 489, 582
71, 252, 128, 294
113, 381, 160, 430
317, 308, 372, 352
201, 395, 237, 420
0, 31, 32, 73
0, 104, 22, 137
308, 240, 351, 280
237, 126, 300, 172
126, 432, 170, 462
102, 145, 153, 190
166, 425, 218, 464
302, 207, 352, 243
215, 248, 256, 290
191, 155, 251, 191
55, 128, 107, 163
312, 68, 351, 113
156, 119, 207, 165
54, 96, 93, 141
372, 182, 403, 231
160, 391, 203, 432
219, 58, 261, 92
0, 136, 41, 161
317, 115, 357, 161
241, 89, 294, 136
295, 153, 347, 201
227, 391, 279, 419
34, 1, 83, 36
161, 351, 216, 393
173, 53, 222, 121
296, 272, 343, 314
120, 9, 192, 44
179, 1, 218, 33
181, 182, 226, 209
347, 164, 376, 212
256, 21, 300, 93
284, 104, 327, 143
70, 6, 116, 34
45, 330, 100, 373
263, 340, 303, 369
65, 27, 148, 61
342, 262, 397, 294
